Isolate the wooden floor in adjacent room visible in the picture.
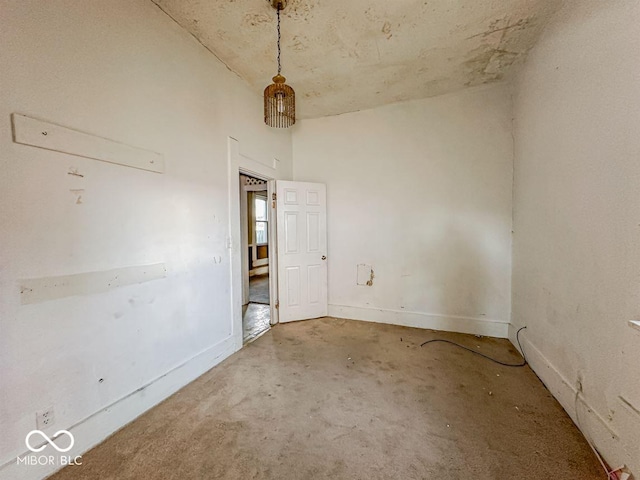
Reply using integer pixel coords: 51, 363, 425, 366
50, 318, 602, 480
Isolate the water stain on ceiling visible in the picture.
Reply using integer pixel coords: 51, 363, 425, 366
151, 0, 561, 119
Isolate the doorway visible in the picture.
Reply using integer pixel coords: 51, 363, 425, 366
240, 173, 271, 343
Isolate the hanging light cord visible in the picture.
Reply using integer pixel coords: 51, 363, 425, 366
276, 6, 282, 75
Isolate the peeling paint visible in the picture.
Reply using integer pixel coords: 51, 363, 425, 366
461, 14, 547, 88
151, 0, 561, 118
291, 35, 308, 51
69, 189, 84, 204
382, 21, 392, 40
357, 264, 375, 286
243, 13, 272, 28
366, 269, 374, 287
283, 0, 318, 22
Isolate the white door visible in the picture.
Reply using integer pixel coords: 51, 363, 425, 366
276, 181, 327, 323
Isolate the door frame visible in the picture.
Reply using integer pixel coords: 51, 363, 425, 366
227, 138, 280, 350
241, 182, 270, 306
240, 177, 276, 312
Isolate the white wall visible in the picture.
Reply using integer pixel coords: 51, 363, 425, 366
5, 0, 637, 477
511, 0, 640, 475
293, 85, 514, 337
0, 1, 291, 478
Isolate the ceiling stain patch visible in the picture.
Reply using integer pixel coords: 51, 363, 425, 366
151, 0, 562, 118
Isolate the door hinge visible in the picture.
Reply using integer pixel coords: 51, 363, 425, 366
275, 301, 279, 309
272, 193, 277, 201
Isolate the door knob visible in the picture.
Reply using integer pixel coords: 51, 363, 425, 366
321, 255, 327, 260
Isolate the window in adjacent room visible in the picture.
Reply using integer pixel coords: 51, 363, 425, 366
255, 194, 268, 245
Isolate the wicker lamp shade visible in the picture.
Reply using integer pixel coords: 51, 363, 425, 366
264, 74, 295, 128
264, 0, 295, 128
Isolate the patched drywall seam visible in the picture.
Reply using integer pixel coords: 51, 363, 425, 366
19, 264, 167, 304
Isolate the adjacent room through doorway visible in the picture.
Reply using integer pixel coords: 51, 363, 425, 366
3, 2, 639, 479
240, 173, 271, 343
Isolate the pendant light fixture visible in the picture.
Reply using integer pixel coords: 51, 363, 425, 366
264, 0, 295, 128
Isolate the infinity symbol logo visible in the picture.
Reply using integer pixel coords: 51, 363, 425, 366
25, 430, 74, 453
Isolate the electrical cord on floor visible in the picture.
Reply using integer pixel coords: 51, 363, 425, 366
420, 326, 528, 367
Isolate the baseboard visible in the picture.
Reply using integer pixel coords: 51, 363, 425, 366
1, 334, 239, 480
329, 304, 509, 338
508, 324, 637, 477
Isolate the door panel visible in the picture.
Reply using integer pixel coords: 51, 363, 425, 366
284, 212, 299, 253
277, 181, 327, 322
307, 213, 320, 252
307, 265, 321, 304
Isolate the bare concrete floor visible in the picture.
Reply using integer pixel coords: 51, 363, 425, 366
51, 318, 602, 480
249, 274, 270, 305
242, 303, 270, 343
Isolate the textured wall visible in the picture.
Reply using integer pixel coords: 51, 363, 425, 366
0, 1, 291, 477
511, 0, 640, 475
152, 0, 560, 118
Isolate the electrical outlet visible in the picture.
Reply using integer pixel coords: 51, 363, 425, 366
36, 407, 55, 430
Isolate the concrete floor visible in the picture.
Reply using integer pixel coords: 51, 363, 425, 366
50, 318, 602, 480
242, 303, 270, 344
249, 274, 270, 305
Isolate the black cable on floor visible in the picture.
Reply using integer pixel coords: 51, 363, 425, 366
420, 326, 528, 367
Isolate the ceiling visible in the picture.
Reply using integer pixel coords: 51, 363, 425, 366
151, 0, 561, 119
